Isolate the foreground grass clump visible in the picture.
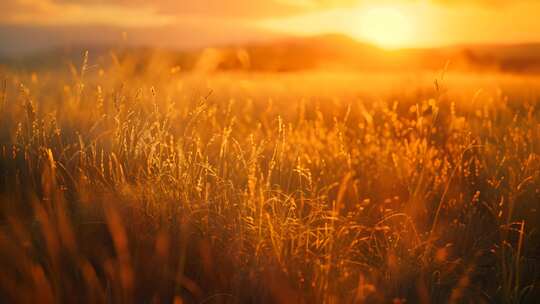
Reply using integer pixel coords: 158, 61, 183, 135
0, 62, 539, 303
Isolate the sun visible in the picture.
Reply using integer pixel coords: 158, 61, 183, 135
353, 6, 416, 49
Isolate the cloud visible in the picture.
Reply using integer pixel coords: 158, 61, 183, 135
432, 0, 523, 6
45, 0, 306, 19
3, 0, 530, 29
0, 0, 301, 54
0, 0, 176, 27
1, 0, 364, 27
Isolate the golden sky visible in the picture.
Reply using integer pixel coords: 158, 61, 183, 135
1, 0, 540, 53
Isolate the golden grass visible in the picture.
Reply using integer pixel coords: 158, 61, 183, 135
0, 57, 539, 303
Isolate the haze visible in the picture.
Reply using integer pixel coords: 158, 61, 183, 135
1, 0, 540, 55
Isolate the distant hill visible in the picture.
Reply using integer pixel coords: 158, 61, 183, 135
2, 34, 540, 74
217, 34, 540, 73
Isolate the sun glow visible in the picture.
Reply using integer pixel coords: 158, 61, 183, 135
352, 6, 416, 49
258, 3, 427, 49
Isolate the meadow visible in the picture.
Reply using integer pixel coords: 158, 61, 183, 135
0, 53, 539, 303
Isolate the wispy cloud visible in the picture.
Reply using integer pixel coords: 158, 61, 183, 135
0, 0, 175, 27
3, 0, 532, 28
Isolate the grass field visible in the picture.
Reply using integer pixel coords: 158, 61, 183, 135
0, 55, 539, 303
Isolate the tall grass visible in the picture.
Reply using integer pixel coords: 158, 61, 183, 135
0, 56, 539, 303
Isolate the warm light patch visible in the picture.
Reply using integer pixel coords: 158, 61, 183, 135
2, 0, 175, 27
353, 6, 415, 49
258, 3, 428, 49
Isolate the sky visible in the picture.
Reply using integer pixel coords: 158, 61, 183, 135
1, 0, 540, 55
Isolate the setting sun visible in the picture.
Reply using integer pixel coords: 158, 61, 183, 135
353, 6, 415, 49
258, 3, 429, 49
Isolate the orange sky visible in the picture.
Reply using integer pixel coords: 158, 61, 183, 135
1, 0, 540, 54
